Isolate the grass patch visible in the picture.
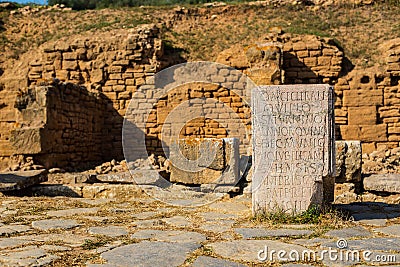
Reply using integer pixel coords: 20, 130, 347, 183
252, 205, 348, 227
81, 237, 110, 250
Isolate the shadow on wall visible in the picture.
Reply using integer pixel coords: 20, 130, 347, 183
10, 82, 143, 171
283, 50, 354, 84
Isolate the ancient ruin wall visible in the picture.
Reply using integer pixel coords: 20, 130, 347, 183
335, 39, 400, 153
1, 25, 400, 169
0, 24, 164, 169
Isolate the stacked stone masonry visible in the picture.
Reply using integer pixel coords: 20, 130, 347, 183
335, 38, 400, 153
0, 25, 400, 170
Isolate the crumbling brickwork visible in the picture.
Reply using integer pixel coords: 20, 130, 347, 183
335, 39, 400, 153
11, 82, 110, 169
1, 25, 400, 170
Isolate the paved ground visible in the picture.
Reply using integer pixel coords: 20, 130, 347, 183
0, 194, 399, 267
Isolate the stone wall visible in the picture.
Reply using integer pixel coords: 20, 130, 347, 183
11, 82, 110, 169
335, 39, 400, 153
0, 24, 164, 170
1, 25, 400, 170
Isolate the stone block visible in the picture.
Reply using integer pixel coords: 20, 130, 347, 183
348, 107, 377, 125
169, 138, 239, 185
364, 174, 400, 194
360, 125, 387, 142
252, 85, 335, 215
10, 128, 43, 154
335, 141, 362, 183
62, 60, 78, 71
340, 125, 361, 140
343, 90, 383, 107
0, 169, 47, 191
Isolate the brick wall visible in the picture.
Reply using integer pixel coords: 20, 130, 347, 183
0, 27, 400, 169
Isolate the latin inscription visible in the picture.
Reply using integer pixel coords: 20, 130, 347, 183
252, 85, 334, 214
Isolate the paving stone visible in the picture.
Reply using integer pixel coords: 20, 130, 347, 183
0, 246, 59, 266
199, 212, 238, 221
95, 241, 123, 254
162, 215, 191, 227
209, 201, 249, 214
77, 198, 113, 206
41, 244, 72, 251
0, 169, 47, 191
87, 264, 115, 267
334, 204, 372, 214
291, 237, 333, 247
281, 264, 317, 267
208, 239, 308, 262
0, 224, 31, 236
100, 241, 200, 266
324, 226, 372, 238
132, 211, 158, 220
322, 237, 400, 251
82, 216, 110, 222
357, 219, 387, 226
18, 233, 94, 247
192, 256, 247, 267
364, 174, 400, 194
32, 219, 79, 231
351, 213, 388, 226
374, 224, 400, 237
234, 228, 313, 239
133, 219, 165, 228
0, 237, 33, 249
200, 223, 232, 233
47, 207, 99, 217
88, 226, 128, 237
130, 230, 206, 243
368, 251, 400, 264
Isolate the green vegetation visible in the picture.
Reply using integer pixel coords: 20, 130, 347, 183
251, 205, 348, 226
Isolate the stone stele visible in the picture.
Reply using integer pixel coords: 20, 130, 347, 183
252, 84, 335, 214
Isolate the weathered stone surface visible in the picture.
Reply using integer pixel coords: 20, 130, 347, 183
0, 247, 59, 267
0, 224, 31, 236
252, 85, 335, 214
130, 230, 206, 243
209, 201, 250, 215
101, 241, 200, 266
199, 212, 238, 221
324, 226, 371, 238
200, 223, 233, 233
374, 224, 400, 237
351, 212, 388, 226
0, 169, 47, 191
208, 239, 309, 262
192, 256, 247, 267
322, 237, 400, 252
31, 184, 83, 197
169, 138, 239, 185
291, 237, 333, 247
364, 174, 400, 194
96, 170, 169, 186
132, 211, 158, 220
88, 226, 128, 237
235, 228, 313, 239
47, 207, 98, 217
31, 219, 79, 231
18, 233, 94, 247
335, 141, 362, 183
162, 216, 191, 227
0, 238, 33, 249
